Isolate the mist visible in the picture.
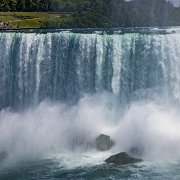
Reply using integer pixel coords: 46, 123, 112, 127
126, 0, 180, 7
0, 92, 180, 166
167, 0, 180, 7
0, 93, 117, 164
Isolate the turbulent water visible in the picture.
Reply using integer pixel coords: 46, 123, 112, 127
0, 28, 180, 179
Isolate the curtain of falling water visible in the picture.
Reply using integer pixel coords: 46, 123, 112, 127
0, 32, 180, 109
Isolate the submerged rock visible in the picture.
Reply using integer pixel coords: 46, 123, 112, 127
0, 152, 7, 162
95, 134, 115, 151
105, 152, 142, 165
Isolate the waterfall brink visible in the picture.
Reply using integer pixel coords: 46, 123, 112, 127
0, 31, 180, 109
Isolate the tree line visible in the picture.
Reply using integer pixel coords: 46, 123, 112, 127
0, 0, 48, 11
0, 0, 89, 12
0, 0, 180, 27
50, 0, 180, 28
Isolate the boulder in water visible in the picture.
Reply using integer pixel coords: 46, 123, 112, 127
95, 134, 115, 151
105, 152, 142, 165
0, 152, 7, 162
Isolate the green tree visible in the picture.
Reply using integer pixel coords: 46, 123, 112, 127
16, 0, 26, 11
1, 0, 11, 11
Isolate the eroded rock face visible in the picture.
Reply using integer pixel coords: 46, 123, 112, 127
95, 134, 115, 151
105, 152, 142, 165
0, 152, 7, 162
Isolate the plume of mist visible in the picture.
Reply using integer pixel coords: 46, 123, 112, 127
0, 92, 180, 165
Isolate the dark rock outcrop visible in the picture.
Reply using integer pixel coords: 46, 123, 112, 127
105, 152, 142, 165
0, 152, 7, 162
95, 134, 115, 151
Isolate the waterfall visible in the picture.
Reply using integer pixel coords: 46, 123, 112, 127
0, 31, 180, 109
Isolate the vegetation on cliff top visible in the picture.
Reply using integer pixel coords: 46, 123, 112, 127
0, 0, 180, 29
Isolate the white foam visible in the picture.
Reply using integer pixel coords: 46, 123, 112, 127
0, 93, 180, 167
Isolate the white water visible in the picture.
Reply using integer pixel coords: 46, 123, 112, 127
0, 30, 180, 167
0, 32, 180, 108
0, 94, 180, 167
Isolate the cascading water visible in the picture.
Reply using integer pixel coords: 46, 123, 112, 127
0, 28, 180, 179
0, 31, 180, 109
